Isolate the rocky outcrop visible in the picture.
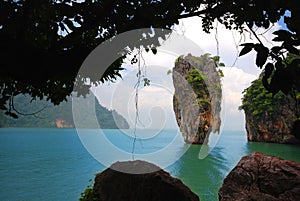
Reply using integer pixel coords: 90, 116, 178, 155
219, 152, 300, 201
54, 119, 73, 128
240, 76, 300, 144
245, 107, 299, 144
86, 160, 200, 201
172, 53, 222, 144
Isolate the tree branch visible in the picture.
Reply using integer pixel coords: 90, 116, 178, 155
50, 2, 224, 51
10, 95, 49, 116
246, 24, 264, 45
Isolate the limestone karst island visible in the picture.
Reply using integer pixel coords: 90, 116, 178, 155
172, 53, 222, 144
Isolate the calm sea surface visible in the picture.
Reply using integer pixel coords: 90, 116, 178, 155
1, 128, 300, 201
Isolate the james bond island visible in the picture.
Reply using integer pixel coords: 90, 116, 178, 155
172, 53, 223, 144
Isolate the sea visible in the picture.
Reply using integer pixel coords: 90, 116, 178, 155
1, 128, 300, 201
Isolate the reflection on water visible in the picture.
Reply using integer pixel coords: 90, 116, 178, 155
246, 141, 300, 162
167, 145, 227, 200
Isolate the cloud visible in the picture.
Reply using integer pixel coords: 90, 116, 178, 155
175, 17, 281, 74
92, 62, 177, 129
221, 67, 257, 130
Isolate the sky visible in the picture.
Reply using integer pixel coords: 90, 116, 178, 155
92, 17, 282, 131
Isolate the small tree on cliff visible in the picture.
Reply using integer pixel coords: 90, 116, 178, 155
1, 0, 300, 118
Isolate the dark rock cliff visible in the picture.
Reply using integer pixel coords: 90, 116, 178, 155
240, 76, 300, 144
172, 53, 222, 144
80, 160, 200, 201
219, 152, 300, 201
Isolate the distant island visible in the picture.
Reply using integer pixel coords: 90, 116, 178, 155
0, 95, 129, 129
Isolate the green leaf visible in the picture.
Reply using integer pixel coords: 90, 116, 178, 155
59, 22, 66, 31
269, 68, 293, 95
279, 68, 293, 94
264, 63, 274, 78
269, 70, 281, 95
290, 59, 300, 68
271, 46, 282, 54
262, 20, 270, 29
283, 42, 299, 55
240, 43, 255, 47
254, 44, 269, 68
273, 36, 283, 42
212, 56, 220, 62
5, 111, 19, 119
239, 45, 253, 56
0, 105, 7, 110
74, 15, 82, 24
272, 30, 291, 42
64, 19, 76, 30
275, 59, 284, 70
262, 75, 270, 91
219, 62, 225, 67
143, 78, 150, 86
151, 48, 157, 55
9, 112, 19, 119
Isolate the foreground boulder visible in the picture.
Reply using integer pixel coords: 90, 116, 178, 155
219, 152, 300, 201
88, 160, 200, 201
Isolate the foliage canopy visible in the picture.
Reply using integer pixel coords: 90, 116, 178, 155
1, 0, 300, 117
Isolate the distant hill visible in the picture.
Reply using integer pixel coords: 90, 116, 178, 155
0, 95, 129, 129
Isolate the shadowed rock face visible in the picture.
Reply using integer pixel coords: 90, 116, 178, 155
92, 160, 200, 201
172, 53, 222, 144
244, 94, 299, 143
219, 152, 300, 201
245, 107, 300, 144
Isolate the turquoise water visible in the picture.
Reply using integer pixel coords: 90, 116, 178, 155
0, 128, 300, 201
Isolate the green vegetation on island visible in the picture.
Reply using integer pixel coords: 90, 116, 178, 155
0, 95, 129, 129
186, 69, 210, 110
239, 77, 288, 121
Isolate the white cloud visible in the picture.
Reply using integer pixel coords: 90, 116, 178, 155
93, 61, 178, 129
221, 67, 257, 130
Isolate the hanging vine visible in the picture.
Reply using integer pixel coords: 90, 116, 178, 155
130, 47, 151, 160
